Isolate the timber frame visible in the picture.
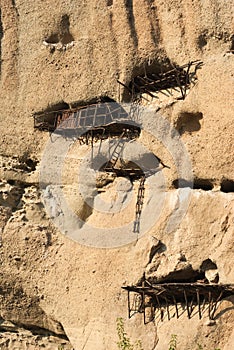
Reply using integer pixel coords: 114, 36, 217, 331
118, 60, 203, 101
122, 282, 234, 324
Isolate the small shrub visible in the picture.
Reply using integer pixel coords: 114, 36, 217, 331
169, 334, 177, 350
116, 317, 143, 350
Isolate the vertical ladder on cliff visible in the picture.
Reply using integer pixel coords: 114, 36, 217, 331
104, 130, 127, 170
133, 176, 146, 233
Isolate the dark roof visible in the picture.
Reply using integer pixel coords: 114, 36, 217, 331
34, 102, 138, 132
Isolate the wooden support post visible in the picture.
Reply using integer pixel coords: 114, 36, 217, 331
160, 309, 164, 322
85, 132, 89, 145
210, 297, 214, 319
142, 292, 146, 324
150, 302, 154, 322
184, 289, 190, 319
174, 69, 185, 99
189, 296, 194, 316
117, 80, 132, 95
201, 295, 206, 314
141, 281, 146, 324
164, 297, 170, 321
173, 295, 179, 319
127, 290, 131, 319
196, 289, 202, 319
91, 130, 94, 163
156, 295, 163, 321
211, 291, 223, 320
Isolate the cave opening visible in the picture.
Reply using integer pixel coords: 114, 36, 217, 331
193, 179, 213, 191
200, 259, 217, 271
172, 178, 213, 191
175, 112, 203, 135
44, 14, 74, 47
220, 179, 234, 193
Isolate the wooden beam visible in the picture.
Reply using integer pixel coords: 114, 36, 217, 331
127, 290, 131, 319
184, 289, 190, 319
173, 295, 179, 319
164, 297, 170, 320
196, 289, 202, 319
210, 291, 223, 320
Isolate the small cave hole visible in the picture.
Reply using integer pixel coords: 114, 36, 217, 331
44, 14, 74, 46
172, 178, 213, 191
61, 32, 74, 45
158, 269, 206, 284
60, 14, 70, 32
7, 179, 16, 186
193, 179, 213, 191
221, 179, 234, 193
25, 158, 38, 171
197, 32, 208, 49
6, 179, 33, 189
45, 33, 59, 44
200, 259, 217, 271
60, 14, 74, 45
200, 259, 219, 283
175, 112, 203, 135
107, 0, 113, 6
148, 241, 166, 263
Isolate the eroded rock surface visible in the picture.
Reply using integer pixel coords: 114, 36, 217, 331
0, 0, 233, 349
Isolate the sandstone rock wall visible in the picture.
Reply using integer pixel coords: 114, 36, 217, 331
0, 0, 233, 349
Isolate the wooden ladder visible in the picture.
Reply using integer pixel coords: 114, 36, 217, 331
133, 176, 146, 233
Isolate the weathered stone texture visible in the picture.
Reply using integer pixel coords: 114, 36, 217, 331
0, 0, 233, 349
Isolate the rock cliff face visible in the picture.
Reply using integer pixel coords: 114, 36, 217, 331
0, 1, 233, 349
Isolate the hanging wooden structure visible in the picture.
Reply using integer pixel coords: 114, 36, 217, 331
33, 102, 140, 140
122, 282, 234, 324
34, 101, 147, 232
118, 60, 203, 101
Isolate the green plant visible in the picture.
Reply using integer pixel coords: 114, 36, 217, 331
169, 334, 177, 350
116, 317, 143, 350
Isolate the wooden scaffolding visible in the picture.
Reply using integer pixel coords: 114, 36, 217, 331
118, 60, 203, 101
122, 282, 234, 324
